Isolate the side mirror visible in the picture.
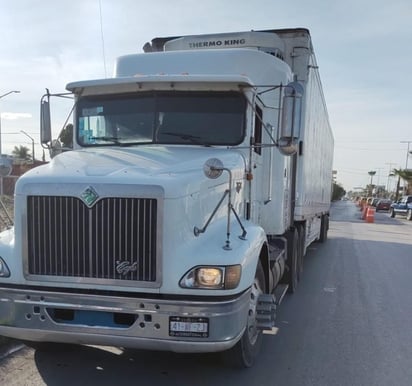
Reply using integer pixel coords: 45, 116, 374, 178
278, 82, 304, 155
40, 98, 51, 145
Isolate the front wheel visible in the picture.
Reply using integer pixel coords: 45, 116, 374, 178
407, 209, 412, 221
222, 262, 265, 368
390, 208, 396, 218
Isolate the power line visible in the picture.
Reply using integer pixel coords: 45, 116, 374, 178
99, 0, 107, 78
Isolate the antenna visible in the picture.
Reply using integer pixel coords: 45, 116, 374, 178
99, 0, 107, 77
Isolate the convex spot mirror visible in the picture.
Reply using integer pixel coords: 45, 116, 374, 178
203, 158, 224, 179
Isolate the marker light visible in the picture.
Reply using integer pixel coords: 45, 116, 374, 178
0, 257, 10, 278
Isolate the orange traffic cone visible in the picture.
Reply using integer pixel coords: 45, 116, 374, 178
361, 205, 368, 220
365, 206, 375, 223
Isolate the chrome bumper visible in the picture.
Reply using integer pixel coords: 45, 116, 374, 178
0, 287, 250, 353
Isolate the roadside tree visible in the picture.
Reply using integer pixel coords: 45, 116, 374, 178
12, 145, 31, 162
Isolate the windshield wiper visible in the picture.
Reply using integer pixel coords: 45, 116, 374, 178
90, 136, 152, 147
91, 136, 122, 145
161, 132, 210, 146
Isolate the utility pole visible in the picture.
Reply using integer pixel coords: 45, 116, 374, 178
400, 141, 412, 194
400, 141, 412, 169
385, 162, 397, 196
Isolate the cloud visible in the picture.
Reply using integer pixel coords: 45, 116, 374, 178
1, 112, 32, 120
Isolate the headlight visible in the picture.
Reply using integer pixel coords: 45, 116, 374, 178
0, 257, 10, 278
179, 265, 241, 290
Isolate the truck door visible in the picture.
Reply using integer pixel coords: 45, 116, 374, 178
249, 95, 293, 234
249, 104, 267, 223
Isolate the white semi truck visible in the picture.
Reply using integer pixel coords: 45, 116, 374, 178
0, 28, 333, 367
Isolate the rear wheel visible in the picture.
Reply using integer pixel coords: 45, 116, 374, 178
319, 214, 329, 243
407, 209, 412, 221
390, 208, 396, 218
296, 224, 305, 281
223, 261, 266, 368
286, 228, 299, 293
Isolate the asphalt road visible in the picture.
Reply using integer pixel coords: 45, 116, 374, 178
1, 200, 411, 386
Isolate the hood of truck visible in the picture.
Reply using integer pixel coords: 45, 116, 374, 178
16, 146, 246, 198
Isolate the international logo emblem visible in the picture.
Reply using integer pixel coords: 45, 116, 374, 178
81, 186, 99, 207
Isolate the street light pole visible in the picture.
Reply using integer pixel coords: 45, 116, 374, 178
20, 130, 35, 163
400, 141, 412, 194
400, 141, 412, 170
0, 90, 21, 157
374, 167, 383, 196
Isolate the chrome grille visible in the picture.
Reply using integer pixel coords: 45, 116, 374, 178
27, 196, 157, 282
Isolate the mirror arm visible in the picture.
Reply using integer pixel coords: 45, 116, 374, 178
194, 189, 229, 237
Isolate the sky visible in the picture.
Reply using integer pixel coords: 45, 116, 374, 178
1, 0, 411, 192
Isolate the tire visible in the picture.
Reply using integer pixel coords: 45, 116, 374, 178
223, 261, 266, 368
407, 209, 412, 221
319, 214, 329, 243
286, 228, 299, 293
296, 224, 305, 282
390, 208, 395, 218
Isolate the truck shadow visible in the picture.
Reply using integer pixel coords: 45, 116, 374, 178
31, 339, 277, 386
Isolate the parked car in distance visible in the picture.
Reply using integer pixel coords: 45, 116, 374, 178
375, 199, 392, 212
371, 198, 380, 207
389, 195, 412, 220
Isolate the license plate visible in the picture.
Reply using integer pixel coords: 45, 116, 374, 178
169, 316, 209, 338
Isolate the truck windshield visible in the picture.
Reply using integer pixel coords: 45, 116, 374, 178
76, 91, 246, 147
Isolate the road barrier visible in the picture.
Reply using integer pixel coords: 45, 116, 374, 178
361, 205, 368, 220
365, 206, 375, 223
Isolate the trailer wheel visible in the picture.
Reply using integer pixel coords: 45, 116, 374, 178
286, 228, 299, 293
223, 261, 265, 368
319, 214, 329, 243
296, 224, 305, 281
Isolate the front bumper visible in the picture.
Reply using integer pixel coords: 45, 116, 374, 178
0, 286, 250, 353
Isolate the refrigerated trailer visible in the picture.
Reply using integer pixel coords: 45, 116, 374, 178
0, 28, 333, 367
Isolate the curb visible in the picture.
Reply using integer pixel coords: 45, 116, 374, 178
0, 339, 25, 360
